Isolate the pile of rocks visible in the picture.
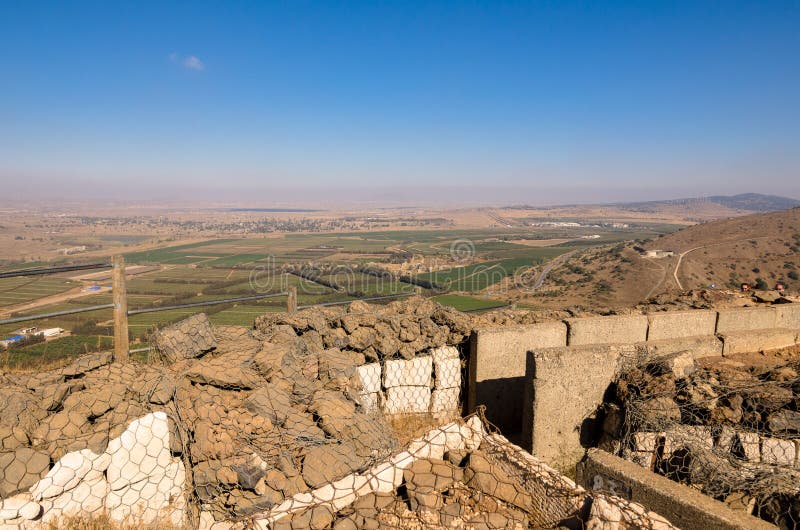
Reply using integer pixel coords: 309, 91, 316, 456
253, 298, 472, 362
0, 296, 488, 527
611, 355, 800, 437
328, 449, 533, 530
0, 353, 186, 527
604, 353, 800, 521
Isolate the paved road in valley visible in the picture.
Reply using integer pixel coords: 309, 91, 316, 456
530, 250, 578, 291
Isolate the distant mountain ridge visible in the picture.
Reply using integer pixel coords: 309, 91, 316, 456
609, 193, 800, 213
505, 193, 800, 214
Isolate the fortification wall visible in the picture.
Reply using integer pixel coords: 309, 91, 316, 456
522, 344, 637, 471
469, 304, 800, 443
716, 306, 778, 333
577, 448, 776, 530
467, 322, 566, 433
646, 309, 718, 341
566, 314, 649, 346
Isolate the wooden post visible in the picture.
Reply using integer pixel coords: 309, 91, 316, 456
287, 286, 297, 314
112, 255, 129, 361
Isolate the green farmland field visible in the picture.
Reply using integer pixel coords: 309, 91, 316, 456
2, 335, 113, 370
431, 294, 508, 312
0, 277, 77, 307
0, 223, 682, 346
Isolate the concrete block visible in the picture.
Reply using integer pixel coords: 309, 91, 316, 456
106, 411, 170, 492
626, 451, 656, 469
566, 314, 648, 346
524, 343, 637, 470
760, 437, 795, 466
716, 427, 736, 454
735, 432, 760, 462
716, 307, 777, 333
662, 427, 713, 456
357, 392, 382, 413
383, 357, 432, 388
430, 387, 460, 414
577, 449, 776, 530
468, 322, 567, 433
431, 346, 461, 389
354, 363, 381, 393
647, 310, 718, 341
0, 494, 42, 521
776, 304, 800, 330
383, 386, 431, 414
719, 328, 798, 355
633, 432, 661, 452
637, 335, 723, 362
366, 461, 403, 493
30, 448, 102, 501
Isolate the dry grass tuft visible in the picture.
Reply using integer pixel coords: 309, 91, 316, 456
386, 413, 446, 446
45, 514, 181, 530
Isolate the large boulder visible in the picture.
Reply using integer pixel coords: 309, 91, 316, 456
183, 354, 262, 390
245, 386, 295, 426
301, 444, 364, 488
0, 448, 50, 497
152, 313, 217, 363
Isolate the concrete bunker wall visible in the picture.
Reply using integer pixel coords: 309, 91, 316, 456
576, 448, 776, 530
646, 309, 718, 341
468, 305, 800, 440
467, 322, 566, 433
565, 314, 649, 346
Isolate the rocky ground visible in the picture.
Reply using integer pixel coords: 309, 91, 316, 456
0, 296, 564, 526
278, 449, 532, 530
599, 345, 800, 527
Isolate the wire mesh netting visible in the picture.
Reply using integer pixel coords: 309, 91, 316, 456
0, 298, 477, 528
597, 346, 800, 529
2, 297, 683, 529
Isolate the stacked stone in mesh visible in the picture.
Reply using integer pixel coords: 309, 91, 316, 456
253, 297, 473, 362
607, 353, 800, 526
152, 312, 217, 363
0, 352, 186, 527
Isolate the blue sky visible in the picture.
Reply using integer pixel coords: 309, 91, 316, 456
1, 1, 798, 204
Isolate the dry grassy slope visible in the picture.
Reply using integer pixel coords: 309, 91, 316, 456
653, 207, 800, 291
525, 208, 800, 310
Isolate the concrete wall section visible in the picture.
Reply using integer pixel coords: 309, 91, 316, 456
715, 307, 777, 333
646, 310, 718, 341
637, 335, 723, 360
468, 322, 567, 433
524, 344, 636, 471
719, 329, 799, 355
577, 448, 775, 530
566, 315, 648, 346
776, 304, 800, 330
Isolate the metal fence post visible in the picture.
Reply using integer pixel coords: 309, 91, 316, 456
287, 286, 297, 314
112, 255, 129, 361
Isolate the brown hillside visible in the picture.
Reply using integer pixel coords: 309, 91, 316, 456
521, 208, 800, 310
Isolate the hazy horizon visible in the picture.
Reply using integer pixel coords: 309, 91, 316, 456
5, 182, 800, 210
2, 2, 798, 202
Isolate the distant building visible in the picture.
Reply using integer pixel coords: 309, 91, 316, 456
644, 250, 675, 258
0, 335, 25, 349
57, 245, 87, 255
41, 328, 64, 338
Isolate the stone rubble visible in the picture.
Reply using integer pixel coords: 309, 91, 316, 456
0, 297, 681, 528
